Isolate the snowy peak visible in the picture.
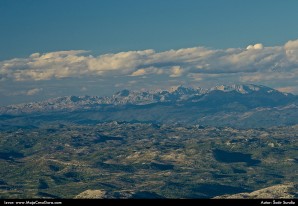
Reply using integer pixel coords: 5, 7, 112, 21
114, 89, 130, 97
112, 84, 289, 103
211, 84, 255, 94
0, 84, 296, 115
109, 85, 203, 105
210, 84, 284, 95
168, 85, 200, 94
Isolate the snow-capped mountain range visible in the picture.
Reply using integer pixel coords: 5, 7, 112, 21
0, 84, 296, 115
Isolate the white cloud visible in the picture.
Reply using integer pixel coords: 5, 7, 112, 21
170, 66, 184, 77
1, 39, 298, 97
131, 69, 147, 76
30, 53, 40, 58
27, 88, 43, 96
284, 39, 298, 50
130, 66, 164, 76
9, 88, 43, 96
246, 43, 263, 50
276, 86, 296, 93
1, 41, 297, 81
87, 50, 155, 74
284, 39, 298, 63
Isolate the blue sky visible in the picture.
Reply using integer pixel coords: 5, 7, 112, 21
1, 0, 298, 105
1, 0, 298, 59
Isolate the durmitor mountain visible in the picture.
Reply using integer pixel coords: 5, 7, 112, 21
1, 84, 297, 128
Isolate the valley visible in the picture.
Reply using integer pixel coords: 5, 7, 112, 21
0, 84, 297, 199
0, 122, 297, 198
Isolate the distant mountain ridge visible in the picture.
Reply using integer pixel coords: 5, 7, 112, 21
1, 84, 297, 128
0, 84, 295, 114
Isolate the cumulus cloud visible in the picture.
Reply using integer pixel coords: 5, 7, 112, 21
1, 41, 297, 81
9, 88, 43, 96
170, 66, 184, 77
27, 88, 43, 96
1, 39, 298, 96
284, 39, 298, 63
131, 69, 147, 76
284, 39, 298, 50
246, 43, 264, 50
130, 66, 164, 76
0, 50, 90, 81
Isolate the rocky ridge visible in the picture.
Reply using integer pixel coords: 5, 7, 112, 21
0, 84, 295, 115
214, 183, 297, 199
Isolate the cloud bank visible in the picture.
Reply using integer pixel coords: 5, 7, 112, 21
1, 39, 298, 103
1, 40, 298, 81
9, 88, 43, 96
